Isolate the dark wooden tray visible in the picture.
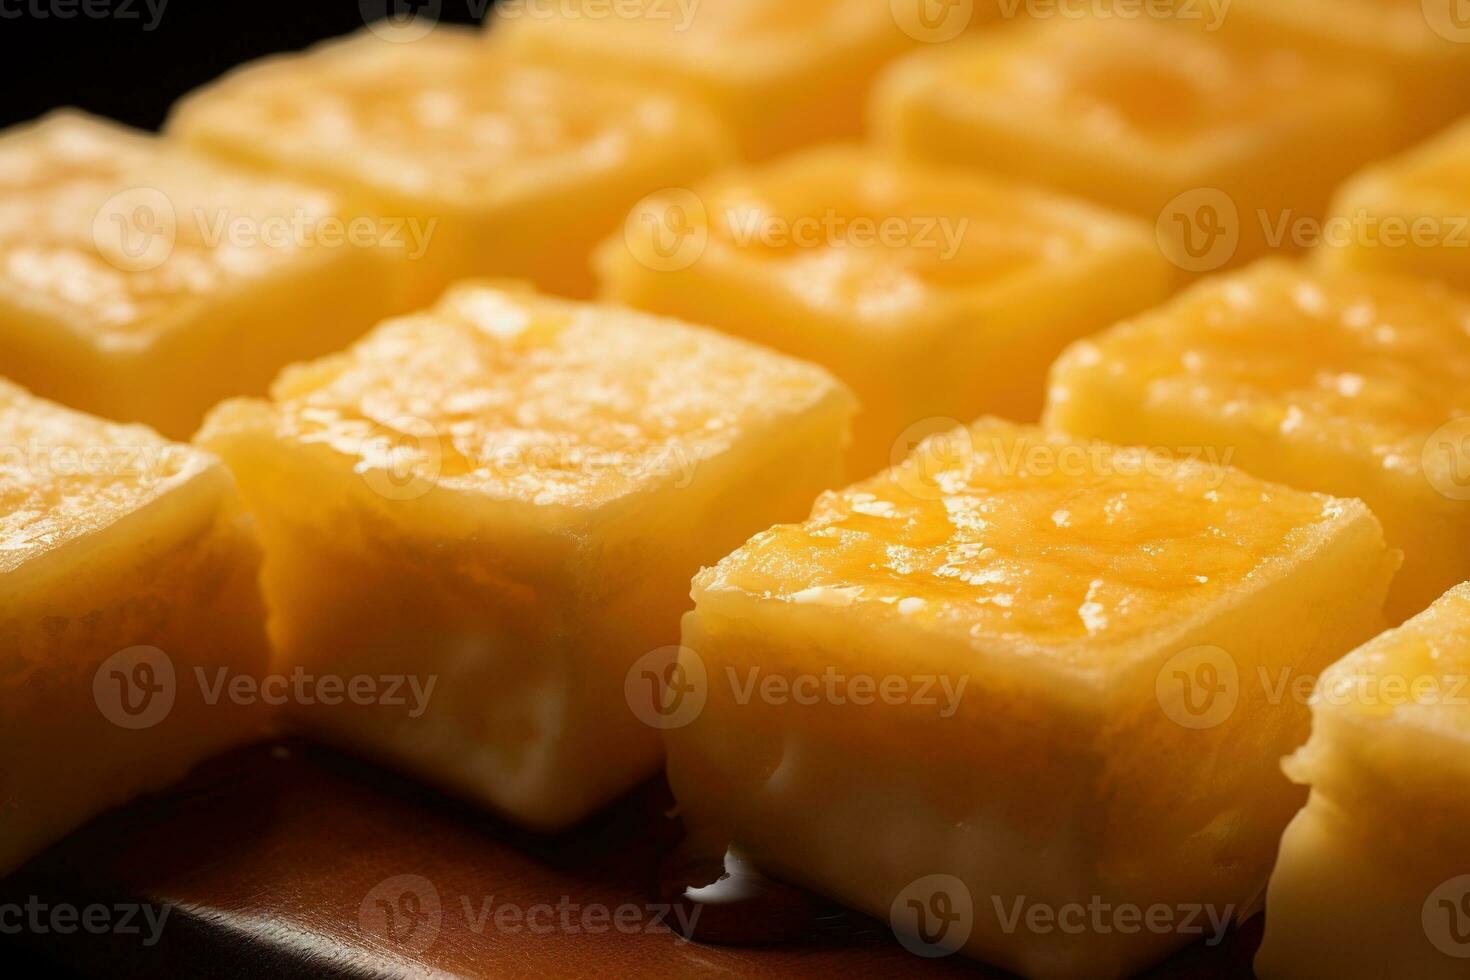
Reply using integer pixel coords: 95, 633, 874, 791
0, 740, 1262, 978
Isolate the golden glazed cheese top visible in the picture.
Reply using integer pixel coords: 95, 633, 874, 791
171, 28, 723, 205
921, 17, 1336, 149
694, 147, 1146, 322
0, 380, 209, 575
0, 112, 340, 348
696, 420, 1354, 654
229, 284, 848, 511
1313, 582, 1470, 737
1056, 260, 1470, 473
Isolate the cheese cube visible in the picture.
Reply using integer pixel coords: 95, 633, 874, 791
195, 282, 854, 831
0, 111, 395, 439
666, 419, 1396, 979
495, 0, 993, 161
1319, 116, 1470, 291
1046, 259, 1470, 623
872, 16, 1399, 269
597, 146, 1171, 476
0, 380, 271, 874
1221, 0, 1470, 138
168, 26, 734, 305
1257, 582, 1470, 979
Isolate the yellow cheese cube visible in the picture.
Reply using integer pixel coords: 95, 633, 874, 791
1319, 116, 1470, 291
0, 111, 395, 440
666, 419, 1396, 979
0, 379, 271, 874
168, 26, 734, 305
1046, 259, 1470, 623
1221, 0, 1470, 138
196, 282, 854, 831
495, 0, 993, 161
1257, 582, 1470, 979
597, 146, 1171, 476
872, 16, 1400, 269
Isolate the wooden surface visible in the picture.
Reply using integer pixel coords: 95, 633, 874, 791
0, 740, 1263, 978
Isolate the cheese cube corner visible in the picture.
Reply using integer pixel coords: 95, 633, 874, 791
597, 145, 1172, 475
0, 379, 271, 874
1257, 582, 1470, 979
0, 110, 395, 439
872, 16, 1400, 268
1046, 258, 1470, 623
1319, 116, 1470, 291
168, 26, 735, 305
195, 282, 854, 831
666, 419, 1396, 978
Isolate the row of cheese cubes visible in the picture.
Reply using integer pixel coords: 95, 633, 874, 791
8, 3, 1470, 446
5, 256, 1467, 978
3, 6, 1470, 979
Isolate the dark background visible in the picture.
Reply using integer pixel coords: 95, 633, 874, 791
0, 0, 500, 131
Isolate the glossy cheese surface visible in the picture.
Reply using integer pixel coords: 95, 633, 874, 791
1053, 260, 1470, 467
0, 377, 208, 574
0, 382, 271, 875
207, 283, 848, 513
699, 418, 1351, 654
0, 112, 338, 347
172, 30, 706, 206
873, 15, 1399, 259
599, 146, 1169, 475
1046, 260, 1470, 621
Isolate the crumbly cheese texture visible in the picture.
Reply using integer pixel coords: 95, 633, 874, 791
1046, 259, 1470, 621
0, 380, 270, 873
197, 283, 853, 831
1257, 583, 1470, 979
170, 26, 733, 301
599, 146, 1169, 475
669, 419, 1396, 978
0, 110, 395, 438
213, 283, 848, 514
698, 420, 1340, 656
